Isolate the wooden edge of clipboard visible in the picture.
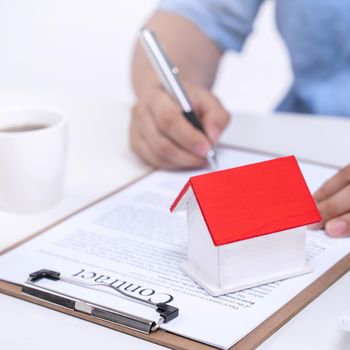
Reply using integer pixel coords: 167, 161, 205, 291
219, 143, 341, 170
0, 144, 349, 350
1, 253, 350, 350
233, 252, 350, 349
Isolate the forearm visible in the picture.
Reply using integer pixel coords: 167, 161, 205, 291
132, 11, 223, 98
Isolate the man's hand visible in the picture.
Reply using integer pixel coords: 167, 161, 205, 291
131, 12, 226, 169
310, 164, 350, 236
130, 83, 230, 169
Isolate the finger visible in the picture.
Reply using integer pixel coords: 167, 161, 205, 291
139, 107, 206, 169
130, 106, 166, 168
316, 184, 350, 225
325, 212, 350, 237
144, 88, 211, 157
191, 88, 230, 143
132, 131, 166, 168
132, 104, 205, 169
313, 165, 350, 203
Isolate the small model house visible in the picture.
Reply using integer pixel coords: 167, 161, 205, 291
170, 156, 320, 296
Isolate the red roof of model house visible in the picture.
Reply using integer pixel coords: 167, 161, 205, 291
170, 156, 320, 246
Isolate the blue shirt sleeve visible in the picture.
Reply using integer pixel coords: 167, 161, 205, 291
158, 0, 264, 51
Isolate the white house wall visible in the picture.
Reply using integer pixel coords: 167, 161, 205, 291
219, 228, 306, 287
187, 194, 220, 287
171, 185, 193, 213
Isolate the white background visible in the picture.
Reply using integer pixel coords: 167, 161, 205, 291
0, 0, 291, 113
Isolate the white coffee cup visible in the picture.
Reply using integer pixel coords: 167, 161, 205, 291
0, 107, 67, 213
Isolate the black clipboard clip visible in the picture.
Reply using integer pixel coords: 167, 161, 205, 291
21, 269, 179, 334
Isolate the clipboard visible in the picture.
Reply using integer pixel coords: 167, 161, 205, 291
1, 145, 350, 350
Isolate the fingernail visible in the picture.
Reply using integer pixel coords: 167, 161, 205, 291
308, 220, 324, 230
326, 219, 348, 236
207, 126, 221, 143
195, 143, 209, 157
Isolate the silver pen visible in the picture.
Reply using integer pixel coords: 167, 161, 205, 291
139, 27, 217, 168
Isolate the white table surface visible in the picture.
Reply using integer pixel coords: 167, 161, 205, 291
1, 100, 350, 350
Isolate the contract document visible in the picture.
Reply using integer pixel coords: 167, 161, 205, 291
1, 147, 350, 349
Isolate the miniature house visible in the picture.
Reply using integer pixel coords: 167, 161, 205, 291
170, 156, 320, 296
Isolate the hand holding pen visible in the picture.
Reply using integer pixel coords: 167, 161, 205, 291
130, 25, 230, 169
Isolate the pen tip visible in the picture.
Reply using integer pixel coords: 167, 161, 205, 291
206, 148, 218, 170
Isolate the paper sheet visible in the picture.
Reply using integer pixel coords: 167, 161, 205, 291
1, 147, 350, 349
